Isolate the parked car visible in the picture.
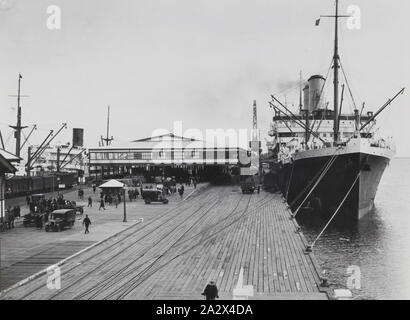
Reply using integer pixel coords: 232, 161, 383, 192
240, 176, 256, 194
142, 187, 169, 204
23, 212, 43, 227
45, 209, 76, 232
62, 200, 84, 214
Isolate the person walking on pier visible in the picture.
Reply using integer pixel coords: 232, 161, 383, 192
99, 199, 106, 211
202, 281, 219, 300
178, 185, 184, 199
83, 215, 91, 234
6, 209, 15, 229
88, 196, 93, 207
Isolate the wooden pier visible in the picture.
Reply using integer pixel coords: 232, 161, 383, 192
1, 186, 329, 300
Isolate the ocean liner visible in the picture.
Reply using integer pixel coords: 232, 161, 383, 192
266, 0, 404, 220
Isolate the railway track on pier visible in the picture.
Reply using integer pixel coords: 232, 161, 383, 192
3, 187, 218, 299
2, 186, 327, 300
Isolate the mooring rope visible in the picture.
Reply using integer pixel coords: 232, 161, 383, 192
285, 160, 295, 201
292, 149, 341, 218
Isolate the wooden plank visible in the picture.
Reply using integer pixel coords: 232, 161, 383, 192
1, 187, 327, 300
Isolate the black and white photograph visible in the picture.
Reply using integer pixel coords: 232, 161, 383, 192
0, 0, 409, 307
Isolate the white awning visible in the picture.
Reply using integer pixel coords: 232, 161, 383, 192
98, 179, 124, 188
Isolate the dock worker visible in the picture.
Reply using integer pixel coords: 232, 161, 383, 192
7, 209, 15, 229
92, 184, 96, 193
88, 196, 93, 207
13, 206, 21, 219
202, 281, 219, 300
36, 214, 43, 229
178, 185, 184, 199
83, 215, 91, 234
99, 198, 106, 211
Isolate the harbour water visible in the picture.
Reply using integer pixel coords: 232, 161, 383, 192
298, 158, 410, 300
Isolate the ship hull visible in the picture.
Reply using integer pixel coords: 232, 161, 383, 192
273, 141, 393, 221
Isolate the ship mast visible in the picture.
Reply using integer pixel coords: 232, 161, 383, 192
318, 0, 349, 144
333, 0, 340, 144
9, 74, 28, 158
101, 105, 113, 146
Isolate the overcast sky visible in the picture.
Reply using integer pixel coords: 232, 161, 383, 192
1, 0, 409, 156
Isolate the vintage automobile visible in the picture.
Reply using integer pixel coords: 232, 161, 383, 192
240, 176, 256, 194
31, 193, 46, 204
45, 209, 76, 232
29, 193, 46, 213
61, 200, 84, 214
23, 212, 43, 227
141, 185, 169, 205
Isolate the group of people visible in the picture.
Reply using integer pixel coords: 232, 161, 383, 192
2, 206, 21, 229
185, 177, 198, 189
27, 193, 76, 229
127, 189, 140, 201
27, 193, 67, 214
97, 192, 123, 210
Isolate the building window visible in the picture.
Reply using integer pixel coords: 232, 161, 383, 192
216, 150, 226, 159
142, 152, 152, 160
117, 153, 127, 160
229, 150, 238, 160
183, 150, 197, 159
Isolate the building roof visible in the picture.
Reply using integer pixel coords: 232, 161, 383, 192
132, 133, 201, 142
90, 133, 243, 151
98, 179, 125, 188
0, 153, 17, 173
0, 148, 21, 162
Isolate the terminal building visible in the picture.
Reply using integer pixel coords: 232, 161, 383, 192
0, 149, 18, 223
88, 133, 248, 182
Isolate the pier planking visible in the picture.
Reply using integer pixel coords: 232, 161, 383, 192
1, 186, 328, 300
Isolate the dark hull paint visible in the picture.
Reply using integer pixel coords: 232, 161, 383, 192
274, 152, 390, 221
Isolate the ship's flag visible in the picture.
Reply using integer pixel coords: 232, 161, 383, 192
315, 18, 320, 26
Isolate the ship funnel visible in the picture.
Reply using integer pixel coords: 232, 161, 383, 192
308, 75, 325, 112
73, 128, 84, 147
303, 84, 310, 111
